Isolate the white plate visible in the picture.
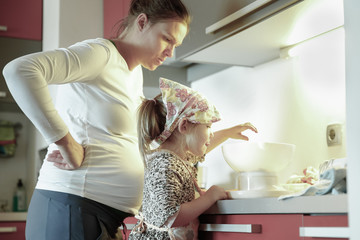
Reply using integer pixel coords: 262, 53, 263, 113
229, 189, 291, 199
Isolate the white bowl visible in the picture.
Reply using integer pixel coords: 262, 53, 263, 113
236, 171, 277, 190
222, 142, 296, 172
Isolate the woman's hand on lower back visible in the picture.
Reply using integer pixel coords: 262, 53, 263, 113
47, 132, 85, 170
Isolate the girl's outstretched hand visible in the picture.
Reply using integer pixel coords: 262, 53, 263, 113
226, 122, 258, 141
207, 122, 258, 153
47, 133, 85, 170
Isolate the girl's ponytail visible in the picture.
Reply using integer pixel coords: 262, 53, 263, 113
137, 94, 166, 163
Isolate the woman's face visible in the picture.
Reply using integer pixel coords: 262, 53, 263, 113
139, 18, 188, 70
187, 123, 214, 156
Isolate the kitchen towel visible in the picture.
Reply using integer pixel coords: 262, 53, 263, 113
278, 168, 347, 200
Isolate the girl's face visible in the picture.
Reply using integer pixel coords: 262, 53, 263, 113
187, 123, 214, 156
139, 18, 188, 70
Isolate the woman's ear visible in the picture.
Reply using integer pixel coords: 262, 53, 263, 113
178, 118, 188, 134
136, 13, 149, 32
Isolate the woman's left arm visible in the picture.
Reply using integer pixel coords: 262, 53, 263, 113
206, 122, 258, 153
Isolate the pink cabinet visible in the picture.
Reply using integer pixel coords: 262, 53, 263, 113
103, 0, 131, 39
120, 213, 349, 239
122, 216, 137, 239
198, 214, 303, 240
0, 0, 42, 40
0, 221, 26, 240
198, 214, 349, 240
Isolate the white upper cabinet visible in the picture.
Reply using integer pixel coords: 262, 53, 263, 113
176, 0, 344, 67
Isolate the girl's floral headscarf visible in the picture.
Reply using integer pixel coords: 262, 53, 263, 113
155, 78, 221, 145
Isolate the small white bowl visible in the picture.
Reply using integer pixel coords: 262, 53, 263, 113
236, 171, 277, 191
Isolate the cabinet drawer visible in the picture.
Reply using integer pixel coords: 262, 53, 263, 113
300, 214, 349, 240
199, 214, 303, 240
0, 0, 42, 40
0, 221, 26, 240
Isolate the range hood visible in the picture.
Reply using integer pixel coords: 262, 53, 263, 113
177, 0, 344, 67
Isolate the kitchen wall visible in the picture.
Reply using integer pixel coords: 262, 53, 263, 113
192, 27, 346, 189
43, 0, 103, 51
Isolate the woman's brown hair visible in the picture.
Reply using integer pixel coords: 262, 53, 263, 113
116, 0, 191, 37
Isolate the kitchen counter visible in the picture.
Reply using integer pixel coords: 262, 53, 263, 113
0, 212, 27, 221
0, 196, 345, 221
205, 194, 347, 215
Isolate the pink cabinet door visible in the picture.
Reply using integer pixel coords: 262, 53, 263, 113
0, 221, 26, 240
103, 0, 131, 39
0, 0, 42, 40
198, 214, 303, 240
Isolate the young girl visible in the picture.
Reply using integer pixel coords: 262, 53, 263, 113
129, 78, 257, 240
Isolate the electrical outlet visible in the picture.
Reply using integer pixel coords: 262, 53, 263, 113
327, 124, 342, 146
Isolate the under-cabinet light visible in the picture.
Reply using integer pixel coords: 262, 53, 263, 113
280, 26, 344, 59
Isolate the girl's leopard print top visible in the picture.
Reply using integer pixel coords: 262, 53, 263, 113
129, 150, 198, 240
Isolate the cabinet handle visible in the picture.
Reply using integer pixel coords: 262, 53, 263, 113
0, 227, 17, 233
205, 0, 273, 34
0, 25, 8, 31
199, 223, 261, 233
299, 227, 349, 238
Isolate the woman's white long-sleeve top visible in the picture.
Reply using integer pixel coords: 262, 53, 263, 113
3, 38, 144, 214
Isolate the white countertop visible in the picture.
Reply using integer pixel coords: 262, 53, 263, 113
0, 212, 27, 221
205, 194, 347, 214
0, 195, 347, 221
